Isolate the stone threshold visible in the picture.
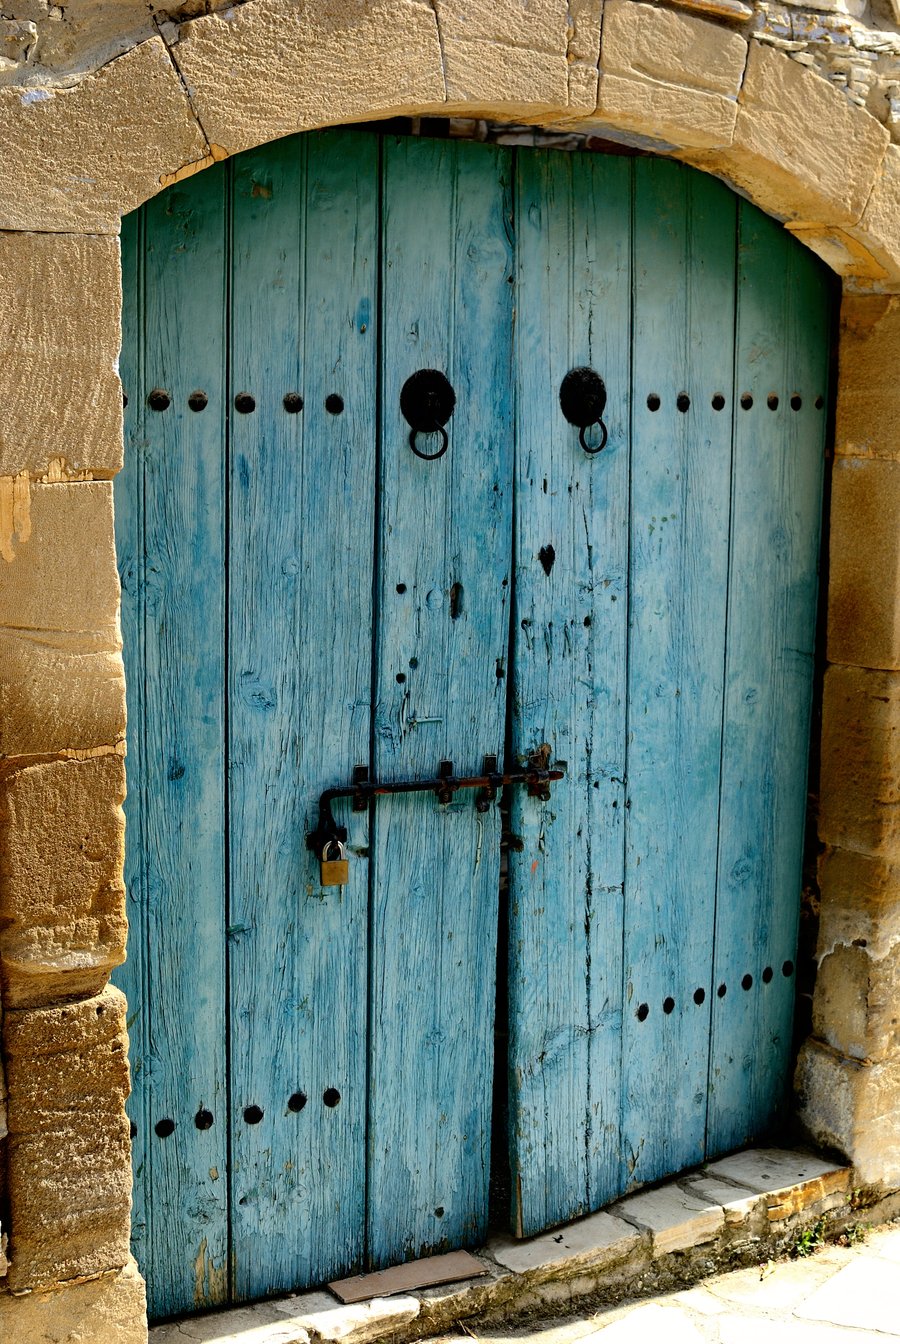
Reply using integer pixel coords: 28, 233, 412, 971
150, 1148, 857, 1344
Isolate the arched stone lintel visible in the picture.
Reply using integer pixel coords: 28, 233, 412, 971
0, 0, 898, 288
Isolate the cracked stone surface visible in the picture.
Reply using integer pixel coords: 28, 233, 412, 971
428, 1221, 900, 1344
612, 1184, 725, 1254
148, 1218, 900, 1344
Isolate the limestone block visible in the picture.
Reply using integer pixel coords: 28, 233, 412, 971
0, 1258, 147, 1344
489, 1209, 643, 1280
173, 1, 446, 161
0, 481, 125, 756
686, 43, 889, 228
817, 846, 900, 962
814, 940, 900, 1062
679, 1175, 763, 1226
702, 1148, 850, 1219
568, 0, 603, 109
435, 1, 570, 114
600, 0, 748, 98
0, 38, 208, 233
149, 1288, 425, 1344
0, 482, 118, 627
568, 62, 599, 114
813, 943, 869, 1057
827, 456, 900, 670
3, 985, 132, 1290
0, 635, 126, 759
796, 1037, 900, 1187
594, 71, 738, 150
851, 142, 900, 283
835, 295, 900, 461
441, 37, 570, 117
0, 754, 126, 1008
613, 1184, 724, 1253
819, 663, 900, 857
568, 0, 744, 142
569, 2, 602, 63
272, 1290, 419, 1343
150, 1303, 307, 1343
784, 222, 892, 284
0, 232, 122, 479
436, 0, 569, 54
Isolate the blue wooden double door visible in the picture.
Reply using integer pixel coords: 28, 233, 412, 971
115, 129, 832, 1320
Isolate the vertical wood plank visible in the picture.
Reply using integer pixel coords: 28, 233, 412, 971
368, 135, 514, 1267
113, 209, 149, 1278
228, 131, 377, 1299
132, 168, 229, 1318
707, 204, 831, 1153
619, 160, 737, 1190
507, 149, 631, 1235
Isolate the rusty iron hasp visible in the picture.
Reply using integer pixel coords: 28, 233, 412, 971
305, 751, 565, 854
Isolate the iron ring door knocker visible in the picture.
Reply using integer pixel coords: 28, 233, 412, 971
559, 366, 609, 454
400, 369, 457, 460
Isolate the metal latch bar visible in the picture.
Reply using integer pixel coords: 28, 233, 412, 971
306, 749, 565, 854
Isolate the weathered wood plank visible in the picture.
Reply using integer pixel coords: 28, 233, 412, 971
112, 208, 149, 1280
130, 168, 230, 1318
228, 130, 377, 1299
368, 135, 514, 1267
619, 160, 737, 1191
507, 149, 632, 1236
707, 203, 831, 1154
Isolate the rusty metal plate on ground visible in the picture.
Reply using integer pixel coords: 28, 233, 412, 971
328, 1249, 489, 1304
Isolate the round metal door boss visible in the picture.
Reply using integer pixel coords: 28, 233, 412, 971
559, 365, 609, 453
400, 368, 457, 459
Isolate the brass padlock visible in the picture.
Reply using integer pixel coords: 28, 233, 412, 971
320, 840, 349, 887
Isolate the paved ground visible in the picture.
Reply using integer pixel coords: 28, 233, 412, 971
437, 1223, 900, 1344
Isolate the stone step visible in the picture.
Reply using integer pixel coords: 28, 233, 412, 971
149, 1148, 852, 1344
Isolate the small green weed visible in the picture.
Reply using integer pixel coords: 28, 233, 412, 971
838, 1222, 869, 1247
793, 1216, 827, 1258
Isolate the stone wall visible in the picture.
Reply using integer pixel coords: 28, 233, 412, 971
0, 216, 134, 1332
753, 0, 900, 142
796, 292, 900, 1188
1, 2, 900, 1340
3, 0, 900, 146
0, 2, 229, 82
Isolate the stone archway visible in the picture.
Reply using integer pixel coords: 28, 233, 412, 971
2, 3, 900, 1339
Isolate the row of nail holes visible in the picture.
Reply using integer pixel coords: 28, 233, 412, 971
135, 390, 340, 415
653, 393, 823, 412
141, 962, 796, 1135
132, 391, 825, 415
140, 1088, 342, 1140
138, 963, 797, 1135
634, 960, 795, 1022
